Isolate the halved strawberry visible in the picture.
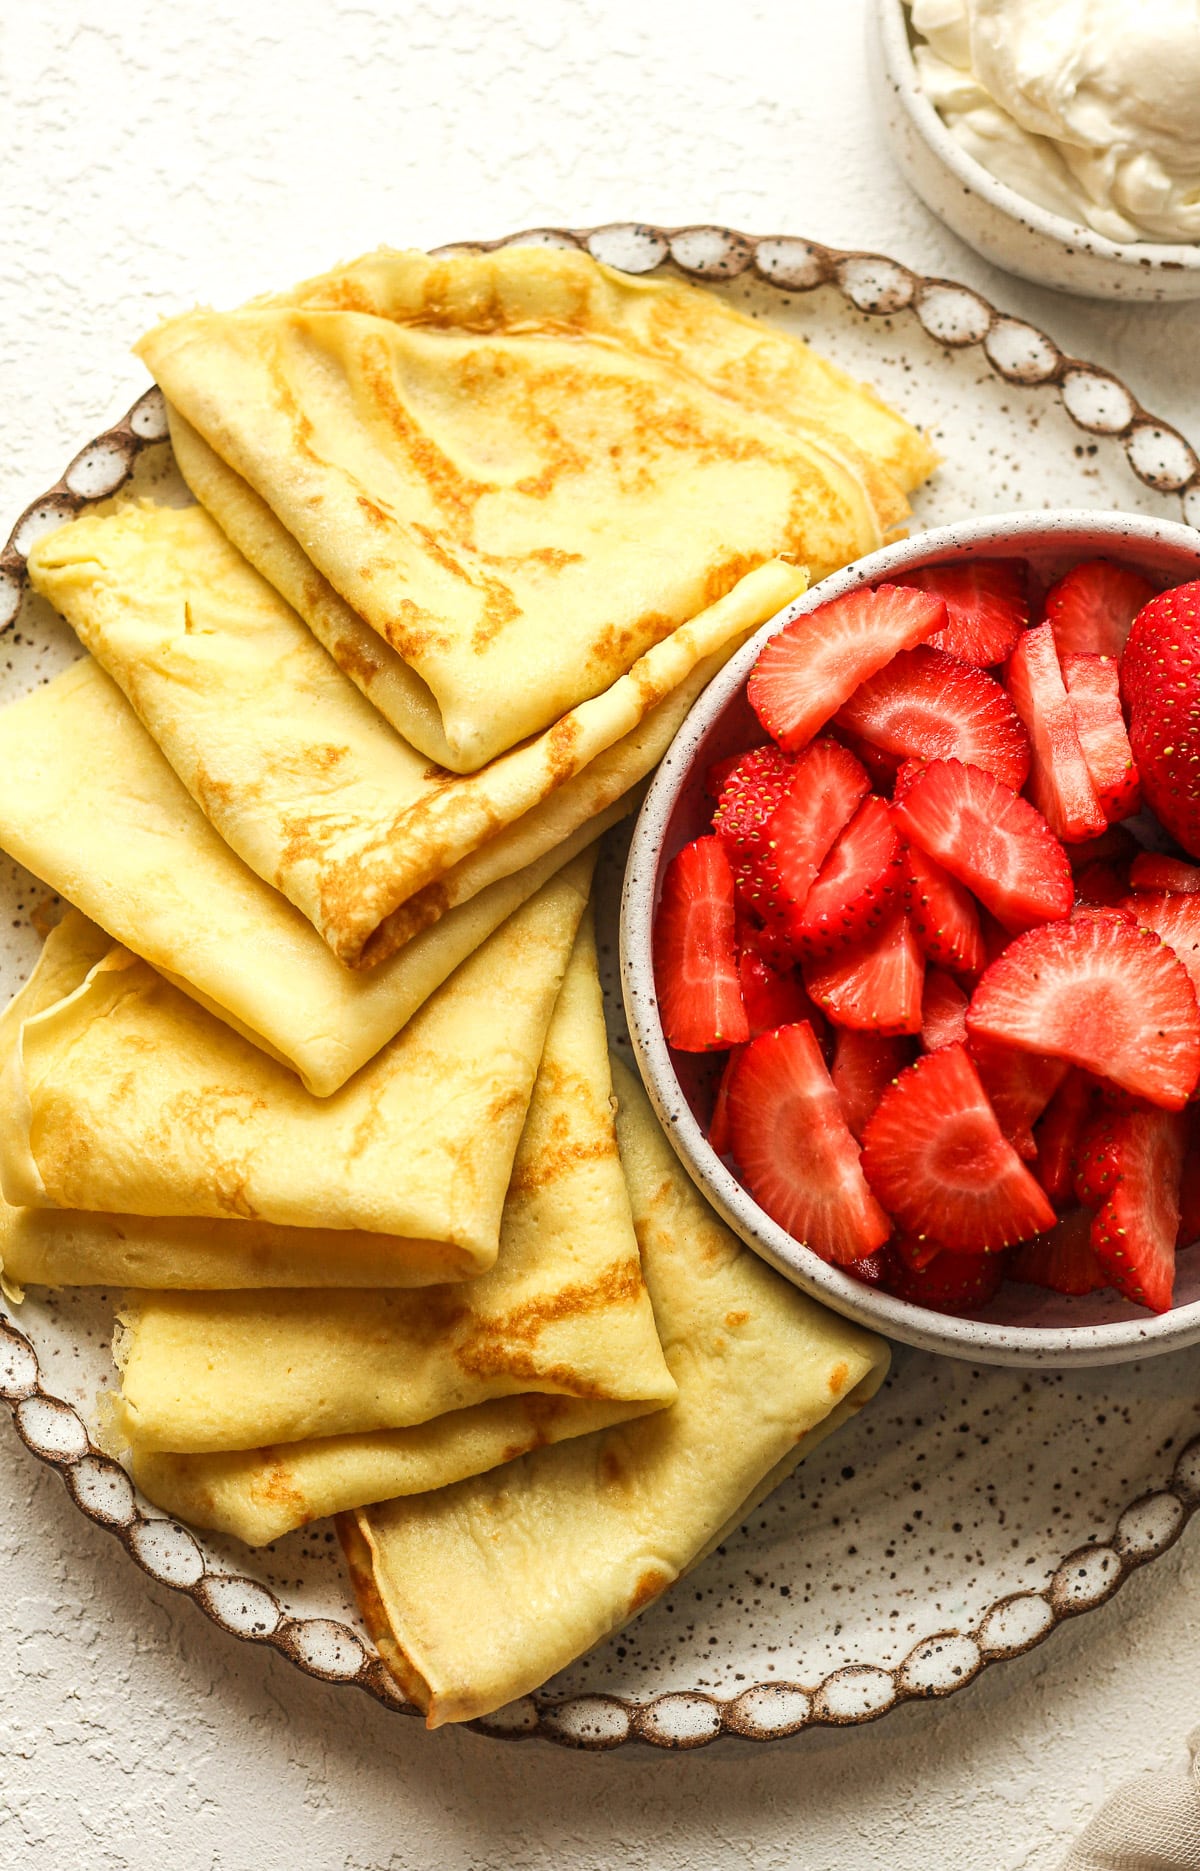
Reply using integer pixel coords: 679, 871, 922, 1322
1130, 853, 1200, 895
712, 743, 795, 900
726, 1022, 891, 1263
880, 1244, 1006, 1313
835, 646, 1030, 790
860, 1043, 1056, 1250
1061, 652, 1140, 823
893, 757, 926, 803
804, 908, 924, 1036
1069, 825, 1139, 871
653, 837, 749, 1052
1120, 581, 1200, 859
737, 947, 818, 1038
1008, 1207, 1108, 1295
729, 737, 869, 938
830, 1028, 916, 1142
708, 1046, 743, 1156
897, 559, 1028, 666
1045, 559, 1156, 659
748, 584, 947, 753
1006, 622, 1106, 843
1034, 1070, 1095, 1205
892, 758, 1073, 933
1073, 1105, 1186, 1313
967, 909, 1200, 1110
900, 830, 986, 974
921, 968, 970, 1051
793, 795, 906, 956
967, 1037, 1069, 1161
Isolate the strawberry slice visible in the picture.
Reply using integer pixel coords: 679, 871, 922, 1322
1008, 1207, 1108, 1295
891, 1232, 946, 1273
835, 646, 1030, 790
967, 909, 1200, 1110
831, 1028, 915, 1142
712, 743, 795, 898
738, 947, 820, 1038
653, 837, 749, 1052
1073, 1105, 1186, 1313
1072, 861, 1130, 907
1069, 825, 1139, 871
748, 583, 947, 753
1118, 891, 1200, 1000
1121, 582, 1200, 860
1034, 1070, 1095, 1205
1130, 853, 1200, 895
793, 795, 906, 956
880, 1244, 1007, 1313
1045, 559, 1156, 659
1061, 652, 1141, 823
893, 758, 1073, 933
921, 968, 970, 1051
897, 559, 1028, 667
707, 1046, 743, 1156
1177, 1108, 1200, 1248
726, 738, 869, 938
833, 728, 903, 791
861, 1043, 1054, 1250
967, 1037, 1069, 1161
726, 1022, 891, 1263
1006, 621, 1106, 842
804, 908, 924, 1036
900, 830, 986, 974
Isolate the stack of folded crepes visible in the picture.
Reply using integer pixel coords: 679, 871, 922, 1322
0, 242, 927, 1721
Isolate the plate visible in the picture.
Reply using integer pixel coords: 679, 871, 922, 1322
2, 223, 1199, 1751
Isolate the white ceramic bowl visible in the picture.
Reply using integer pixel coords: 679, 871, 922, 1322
622, 510, 1200, 1366
868, 0, 1200, 302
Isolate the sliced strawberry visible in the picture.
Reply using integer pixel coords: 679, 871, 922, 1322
891, 1232, 946, 1273
748, 584, 947, 753
1130, 853, 1200, 895
1121, 581, 1200, 859
967, 909, 1200, 1110
705, 746, 765, 801
861, 1043, 1056, 1250
793, 795, 906, 956
921, 968, 970, 1051
967, 1036, 1069, 1161
726, 1022, 891, 1263
1069, 825, 1139, 871
1061, 652, 1141, 823
900, 831, 986, 974
1006, 621, 1106, 843
835, 646, 1030, 791
804, 908, 924, 1036
1008, 1207, 1108, 1295
1073, 1105, 1185, 1313
653, 837, 749, 1052
893, 757, 926, 803
833, 728, 902, 791
880, 1244, 1006, 1313
893, 758, 1073, 933
735, 947, 816, 1038
1072, 862, 1130, 907
1045, 559, 1157, 659
897, 559, 1028, 666
712, 743, 795, 896
729, 738, 869, 938
1034, 1070, 1095, 1205
847, 1248, 891, 1288
707, 1047, 743, 1156
830, 1028, 916, 1142
1178, 1108, 1200, 1248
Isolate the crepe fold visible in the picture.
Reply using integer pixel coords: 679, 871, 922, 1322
341, 1061, 890, 1728
136, 244, 933, 772
0, 660, 625, 1093
114, 912, 677, 1537
0, 865, 590, 1275
25, 505, 802, 968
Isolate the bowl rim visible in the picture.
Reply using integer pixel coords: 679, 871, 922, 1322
621, 507, 1200, 1368
874, 0, 1200, 273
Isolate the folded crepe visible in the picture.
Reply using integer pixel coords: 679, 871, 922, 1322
136, 244, 934, 771
341, 1060, 890, 1727
0, 865, 589, 1275
0, 659, 622, 1093
26, 502, 805, 966
115, 911, 678, 1538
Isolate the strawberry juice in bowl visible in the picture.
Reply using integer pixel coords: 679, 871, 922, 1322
621, 510, 1200, 1367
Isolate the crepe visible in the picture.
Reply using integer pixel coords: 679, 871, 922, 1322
0, 865, 589, 1274
0, 659, 623, 1093
342, 1061, 890, 1727
115, 912, 677, 1537
136, 245, 933, 771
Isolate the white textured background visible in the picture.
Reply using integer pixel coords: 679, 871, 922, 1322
3, 3, 1200, 1866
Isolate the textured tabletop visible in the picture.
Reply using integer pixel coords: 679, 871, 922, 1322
3, 3, 1200, 1866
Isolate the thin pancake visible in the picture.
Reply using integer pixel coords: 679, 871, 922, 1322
344, 1060, 889, 1727
26, 503, 804, 966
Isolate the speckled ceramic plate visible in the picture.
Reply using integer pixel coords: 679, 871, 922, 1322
2, 224, 1199, 1751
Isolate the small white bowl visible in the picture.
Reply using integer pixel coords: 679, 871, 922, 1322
869, 0, 1200, 302
622, 510, 1200, 1367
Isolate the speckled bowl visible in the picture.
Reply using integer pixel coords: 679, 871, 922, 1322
869, 0, 1200, 302
622, 509, 1200, 1368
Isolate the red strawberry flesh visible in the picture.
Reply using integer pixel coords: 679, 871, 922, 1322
1118, 891, 1200, 1000
1121, 580, 1200, 859
831, 1028, 916, 1142
892, 758, 1073, 933
1045, 559, 1156, 660
737, 947, 819, 1038
653, 837, 749, 1052
1061, 652, 1141, 823
730, 737, 869, 938
1075, 1105, 1185, 1312
1130, 853, 1200, 894
1008, 1207, 1108, 1295
707, 1046, 743, 1156
921, 968, 970, 1051
897, 559, 1028, 666
804, 907, 924, 1036
1006, 621, 1106, 843
835, 645, 1030, 790
1034, 1070, 1094, 1206
880, 1244, 1006, 1313
967, 1036, 1068, 1161
793, 794, 905, 955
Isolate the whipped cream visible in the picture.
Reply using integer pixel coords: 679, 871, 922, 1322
907, 0, 1200, 244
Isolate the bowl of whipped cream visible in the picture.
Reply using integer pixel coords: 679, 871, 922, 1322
870, 0, 1200, 299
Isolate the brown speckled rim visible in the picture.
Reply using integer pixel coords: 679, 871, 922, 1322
1, 224, 1198, 1750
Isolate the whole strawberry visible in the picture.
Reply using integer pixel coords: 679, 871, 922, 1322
1121, 580, 1200, 857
